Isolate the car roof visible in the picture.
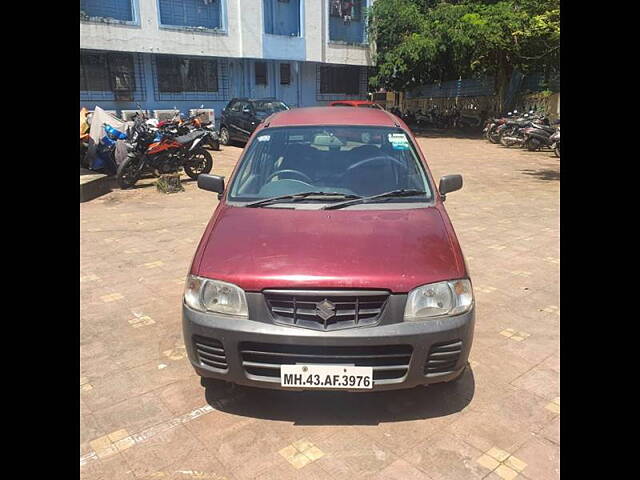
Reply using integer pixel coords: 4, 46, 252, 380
329, 100, 376, 106
230, 97, 282, 102
266, 106, 398, 127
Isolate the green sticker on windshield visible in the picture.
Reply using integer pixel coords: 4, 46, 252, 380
388, 133, 410, 150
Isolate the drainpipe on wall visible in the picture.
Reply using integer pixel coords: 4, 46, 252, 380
294, 61, 301, 107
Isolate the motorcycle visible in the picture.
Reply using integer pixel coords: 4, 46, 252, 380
116, 114, 214, 189
483, 112, 513, 143
499, 112, 548, 148
155, 110, 220, 151
522, 121, 557, 152
549, 126, 560, 157
457, 110, 482, 130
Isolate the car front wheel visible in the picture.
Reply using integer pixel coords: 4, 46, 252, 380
220, 126, 230, 146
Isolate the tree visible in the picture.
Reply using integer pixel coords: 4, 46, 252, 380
368, 0, 560, 111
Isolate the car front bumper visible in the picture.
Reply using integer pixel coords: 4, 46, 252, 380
182, 298, 475, 392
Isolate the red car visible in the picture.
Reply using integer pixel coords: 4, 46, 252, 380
329, 100, 385, 109
184, 106, 474, 391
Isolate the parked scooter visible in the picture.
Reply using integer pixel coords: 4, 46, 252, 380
522, 120, 557, 152
549, 126, 560, 157
499, 111, 548, 148
457, 109, 482, 130
483, 112, 513, 143
91, 123, 127, 175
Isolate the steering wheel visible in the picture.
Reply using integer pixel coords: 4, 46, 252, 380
346, 155, 408, 173
265, 169, 313, 184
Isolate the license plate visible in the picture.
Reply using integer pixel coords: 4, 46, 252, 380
280, 365, 373, 389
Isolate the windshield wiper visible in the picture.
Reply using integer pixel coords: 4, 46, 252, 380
245, 191, 361, 208
322, 189, 427, 210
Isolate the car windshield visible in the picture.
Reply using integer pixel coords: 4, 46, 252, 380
228, 126, 433, 205
253, 101, 289, 114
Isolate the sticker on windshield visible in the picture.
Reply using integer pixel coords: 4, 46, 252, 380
388, 133, 410, 150
257, 135, 271, 142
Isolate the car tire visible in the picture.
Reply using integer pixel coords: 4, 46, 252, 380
220, 126, 230, 146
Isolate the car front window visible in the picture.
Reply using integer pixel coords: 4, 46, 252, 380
253, 101, 289, 115
228, 126, 432, 205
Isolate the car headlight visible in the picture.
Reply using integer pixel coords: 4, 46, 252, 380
184, 275, 248, 317
404, 279, 473, 320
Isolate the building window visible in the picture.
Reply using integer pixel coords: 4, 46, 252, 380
255, 62, 268, 85
320, 66, 360, 94
158, 0, 222, 30
80, 0, 134, 22
329, 0, 366, 44
329, 0, 362, 21
80, 51, 136, 99
264, 0, 300, 36
280, 64, 291, 85
156, 56, 219, 93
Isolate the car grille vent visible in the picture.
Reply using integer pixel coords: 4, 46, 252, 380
239, 342, 413, 383
424, 340, 462, 377
263, 290, 389, 331
194, 336, 228, 371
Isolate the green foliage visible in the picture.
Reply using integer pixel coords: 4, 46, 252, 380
368, 0, 560, 107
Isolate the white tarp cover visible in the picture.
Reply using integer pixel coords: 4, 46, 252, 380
86, 106, 130, 168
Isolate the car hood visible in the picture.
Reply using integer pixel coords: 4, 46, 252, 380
195, 205, 466, 293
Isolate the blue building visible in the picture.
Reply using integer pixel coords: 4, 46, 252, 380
80, 0, 375, 118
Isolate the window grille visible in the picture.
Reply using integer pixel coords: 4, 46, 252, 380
280, 63, 291, 85
152, 55, 229, 102
156, 56, 219, 93
320, 65, 360, 94
316, 64, 367, 101
80, 50, 141, 101
158, 0, 221, 29
255, 62, 268, 85
80, 0, 133, 22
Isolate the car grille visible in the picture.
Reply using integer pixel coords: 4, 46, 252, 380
424, 340, 462, 377
263, 290, 389, 331
193, 336, 228, 371
239, 342, 413, 382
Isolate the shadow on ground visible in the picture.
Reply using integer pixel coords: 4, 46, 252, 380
202, 368, 474, 426
520, 169, 560, 181
412, 128, 484, 140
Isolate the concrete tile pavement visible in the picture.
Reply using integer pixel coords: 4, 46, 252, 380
81, 136, 559, 479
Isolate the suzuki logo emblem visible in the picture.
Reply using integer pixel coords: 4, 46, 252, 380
315, 299, 336, 321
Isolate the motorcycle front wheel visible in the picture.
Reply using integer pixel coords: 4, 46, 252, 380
116, 154, 144, 189
184, 149, 213, 180
554, 145, 560, 158
526, 138, 541, 151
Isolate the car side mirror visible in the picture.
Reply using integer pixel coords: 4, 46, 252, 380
198, 174, 225, 199
439, 174, 463, 200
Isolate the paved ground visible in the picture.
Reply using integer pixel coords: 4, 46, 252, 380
80, 134, 559, 480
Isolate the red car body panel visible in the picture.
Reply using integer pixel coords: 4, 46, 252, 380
194, 205, 465, 293
190, 107, 468, 293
